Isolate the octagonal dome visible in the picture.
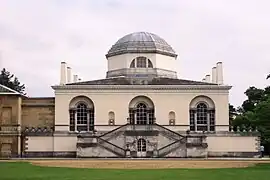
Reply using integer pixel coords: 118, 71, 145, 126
106, 32, 177, 58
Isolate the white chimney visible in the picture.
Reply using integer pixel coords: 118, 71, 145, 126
67, 67, 72, 83
73, 75, 78, 83
60, 62, 67, 85
216, 62, 224, 85
202, 78, 206, 82
212, 67, 217, 83
205, 74, 211, 83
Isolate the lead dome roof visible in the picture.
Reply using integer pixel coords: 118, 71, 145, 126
106, 32, 177, 58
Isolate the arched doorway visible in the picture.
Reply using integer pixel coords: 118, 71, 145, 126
128, 96, 155, 125
137, 138, 147, 157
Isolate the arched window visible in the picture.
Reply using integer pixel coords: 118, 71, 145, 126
128, 96, 155, 125
189, 96, 215, 132
108, 111, 115, 125
136, 103, 148, 125
69, 96, 95, 132
169, 111, 176, 125
76, 103, 88, 131
196, 103, 208, 131
129, 57, 153, 68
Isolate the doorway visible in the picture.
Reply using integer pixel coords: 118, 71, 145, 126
137, 138, 147, 157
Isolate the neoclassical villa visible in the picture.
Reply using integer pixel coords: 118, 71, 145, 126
0, 32, 260, 158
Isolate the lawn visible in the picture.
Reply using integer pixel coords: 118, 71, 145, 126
0, 162, 270, 180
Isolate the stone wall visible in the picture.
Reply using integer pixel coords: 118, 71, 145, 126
0, 95, 21, 157
0, 135, 18, 157
0, 95, 21, 125
21, 97, 55, 129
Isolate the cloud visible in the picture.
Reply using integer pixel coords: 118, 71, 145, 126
1, 0, 270, 106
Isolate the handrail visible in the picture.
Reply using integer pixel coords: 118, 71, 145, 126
154, 123, 184, 138
97, 137, 126, 157
98, 124, 128, 138
158, 137, 185, 151
157, 137, 185, 157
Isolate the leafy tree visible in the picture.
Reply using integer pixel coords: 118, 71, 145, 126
254, 97, 270, 152
232, 81, 270, 154
229, 104, 237, 131
0, 68, 26, 94
242, 87, 265, 112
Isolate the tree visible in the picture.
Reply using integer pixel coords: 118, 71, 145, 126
232, 81, 270, 155
254, 97, 270, 152
242, 86, 265, 112
0, 68, 26, 94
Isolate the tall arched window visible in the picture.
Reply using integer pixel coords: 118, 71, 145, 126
196, 103, 208, 131
69, 96, 95, 132
136, 103, 148, 125
128, 96, 155, 125
76, 103, 88, 131
189, 96, 215, 132
129, 57, 153, 68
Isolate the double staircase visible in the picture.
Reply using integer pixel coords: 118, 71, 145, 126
77, 123, 187, 158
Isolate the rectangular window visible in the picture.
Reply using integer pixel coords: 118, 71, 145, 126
209, 110, 215, 131
69, 110, 75, 131
136, 57, 146, 68
129, 109, 135, 124
189, 110, 195, 131
89, 110, 94, 131
148, 109, 155, 124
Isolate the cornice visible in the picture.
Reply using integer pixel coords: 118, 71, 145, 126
52, 84, 232, 91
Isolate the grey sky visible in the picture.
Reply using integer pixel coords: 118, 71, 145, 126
0, 0, 270, 107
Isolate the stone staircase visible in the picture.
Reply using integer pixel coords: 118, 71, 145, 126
76, 123, 207, 158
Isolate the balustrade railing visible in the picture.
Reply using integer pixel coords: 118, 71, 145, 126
97, 138, 126, 157
0, 125, 19, 132
154, 123, 184, 140
157, 138, 185, 157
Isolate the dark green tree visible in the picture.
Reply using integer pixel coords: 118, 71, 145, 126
0, 68, 26, 94
232, 79, 270, 154
254, 97, 270, 152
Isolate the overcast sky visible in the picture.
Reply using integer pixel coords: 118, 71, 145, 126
0, 0, 270, 106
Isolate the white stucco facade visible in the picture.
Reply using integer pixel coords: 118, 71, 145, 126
107, 53, 177, 72
54, 86, 230, 132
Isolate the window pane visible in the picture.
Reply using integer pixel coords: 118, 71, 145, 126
148, 59, 153, 68
130, 60, 135, 68
136, 57, 146, 68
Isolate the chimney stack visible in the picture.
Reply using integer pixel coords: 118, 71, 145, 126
216, 62, 223, 85
205, 74, 211, 83
212, 67, 217, 83
73, 75, 78, 83
60, 62, 67, 85
67, 67, 72, 83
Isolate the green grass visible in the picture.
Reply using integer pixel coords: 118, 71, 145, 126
1, 162, 270, 180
